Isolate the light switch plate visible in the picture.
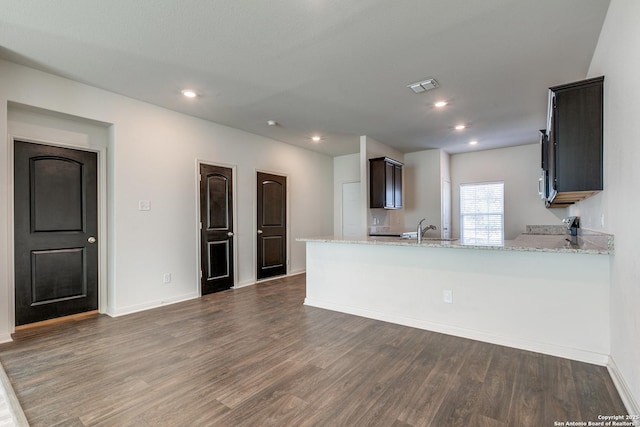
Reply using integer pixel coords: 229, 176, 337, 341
138, 200, 151, 211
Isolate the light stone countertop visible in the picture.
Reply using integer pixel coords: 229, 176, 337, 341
297, 231, 613, 255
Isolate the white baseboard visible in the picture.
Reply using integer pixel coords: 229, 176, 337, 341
109, 269, 307, 316
106, 292, 199, 317
234, 280, 255, 289
0, 334, 12, 344
235, 270, 306, 289
0, 361, 29, 427
107, 270, 306, 317
608, 356, 640, 420
304, 298, 609, 366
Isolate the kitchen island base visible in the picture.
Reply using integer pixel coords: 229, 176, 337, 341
303, 240, 610, 365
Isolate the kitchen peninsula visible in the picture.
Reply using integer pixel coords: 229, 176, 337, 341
298, 230, 613, 365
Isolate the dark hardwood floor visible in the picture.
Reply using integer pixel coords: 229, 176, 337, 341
0, 274, 628, 426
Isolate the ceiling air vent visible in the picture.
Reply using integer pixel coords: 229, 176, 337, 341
408, 78, 439, 94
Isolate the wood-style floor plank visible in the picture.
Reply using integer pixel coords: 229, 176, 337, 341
475, 345, 521, 424
0, 274, 629, 426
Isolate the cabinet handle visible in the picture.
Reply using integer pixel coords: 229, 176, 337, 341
257, 230, 263, 234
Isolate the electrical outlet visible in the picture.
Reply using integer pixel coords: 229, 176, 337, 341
443, 289, 453, 304
163, 273, 171, 284
138, 200, 151, 211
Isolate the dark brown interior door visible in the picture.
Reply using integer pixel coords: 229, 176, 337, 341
200, 164, 234, 294
14, 140, 98, 326
257, 172, 287, 280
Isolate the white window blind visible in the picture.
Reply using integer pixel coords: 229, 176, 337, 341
460, 182, 504, 245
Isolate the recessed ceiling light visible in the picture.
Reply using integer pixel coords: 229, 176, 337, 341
311, 135, 321, 142
181, 89, 198, 98
469, 140, 478, 145
434, 101, 447, 108
455, 124, 466, 130
267, 120, 278, 126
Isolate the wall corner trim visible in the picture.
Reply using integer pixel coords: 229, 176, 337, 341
607, 356, 640, 417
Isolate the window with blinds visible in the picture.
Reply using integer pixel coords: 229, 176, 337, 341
460, 181, 504, 245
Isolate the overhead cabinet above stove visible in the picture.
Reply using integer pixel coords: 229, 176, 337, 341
543, 76, 604, 208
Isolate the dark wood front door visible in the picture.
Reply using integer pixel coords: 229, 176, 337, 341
199, 164, 234, 294
14, 140, 99, 326
257, 172, 287, 280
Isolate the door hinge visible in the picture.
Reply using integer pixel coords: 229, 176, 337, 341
199, 222, 202, 230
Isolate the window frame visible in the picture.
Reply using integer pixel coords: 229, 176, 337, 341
459, 181, 505, 246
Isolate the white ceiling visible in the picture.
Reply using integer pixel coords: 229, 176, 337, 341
0, 0, 610, 156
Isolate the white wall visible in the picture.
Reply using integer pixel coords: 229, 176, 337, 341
403, 149, 443, 235
451, 144, 565, 239
568, 0, 640, 414
333, 153, 361, 236
0, 59, 333, 340
440, 150, 451, 183
440, 150, 452, 239
342, 142, 561, 240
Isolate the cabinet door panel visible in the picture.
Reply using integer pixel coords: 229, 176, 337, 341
555, 83, 603, 192
385, 161, 394, 208
394, 164, 402, 208
369, 160, 385, 208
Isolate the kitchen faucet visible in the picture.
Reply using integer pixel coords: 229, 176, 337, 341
417, 218, 437, 243
562, 216, 580, 236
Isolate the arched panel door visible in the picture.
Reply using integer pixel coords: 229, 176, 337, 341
199, 164, 234, 294
257, 172, 287, 280
14, 140, 98, 326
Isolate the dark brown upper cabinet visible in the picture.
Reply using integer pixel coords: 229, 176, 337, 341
545, 76, 604, 208
369, 157, 403, 209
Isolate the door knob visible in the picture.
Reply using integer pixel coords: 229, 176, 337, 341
257, 230, 263, 234
88, 236, 96, 243
227, 232, 234, 237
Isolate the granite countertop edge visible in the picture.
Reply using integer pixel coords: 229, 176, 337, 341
296, 235, 613, 255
